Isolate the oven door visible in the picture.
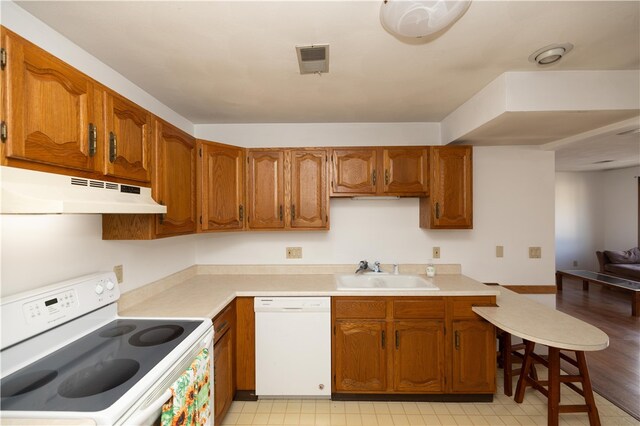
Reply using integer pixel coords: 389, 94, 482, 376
118, 327, 214, 426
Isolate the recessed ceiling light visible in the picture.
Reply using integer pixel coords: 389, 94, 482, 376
528, 43, 574, 66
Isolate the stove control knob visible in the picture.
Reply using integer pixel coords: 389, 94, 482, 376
106, 280, 115, 291
95, 283, 105, 295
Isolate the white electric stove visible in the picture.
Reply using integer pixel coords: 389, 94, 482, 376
0, 272, 213, 425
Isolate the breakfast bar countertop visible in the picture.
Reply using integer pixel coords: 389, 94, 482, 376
119, 272, 499, 319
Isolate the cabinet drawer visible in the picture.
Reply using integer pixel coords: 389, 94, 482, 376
393, 298, 444, 319
334, 298, 386, 319
450, 297, 496, 319
213, 301, 235, 344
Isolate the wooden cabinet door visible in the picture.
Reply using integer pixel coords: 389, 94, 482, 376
200, 142, 245, 231
393, 320, 445, 392
214, 330, 233, 425
451, 320, 496, 393
383, 148, 428, 195
331, 148, 378, 195
247, 150, 284, 229
290, 149, 328, 229
2, 28, 102, 173
427, 146, 473, 229
103, 91, 152, 183
334, 320, 387, 392
155, 121, 196, 237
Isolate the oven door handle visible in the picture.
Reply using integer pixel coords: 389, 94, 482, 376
127, 388, 172, 425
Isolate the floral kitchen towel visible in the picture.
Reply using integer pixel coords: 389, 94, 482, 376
161, 348, 211, 426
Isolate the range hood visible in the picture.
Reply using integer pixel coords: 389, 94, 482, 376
0, 166, 167, 214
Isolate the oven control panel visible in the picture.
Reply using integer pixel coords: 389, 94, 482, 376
1, 272, 120, 349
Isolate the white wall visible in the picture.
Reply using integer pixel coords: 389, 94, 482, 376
195, 123, 441, 147
555, 166, 639, 272
603, 166, 639, 250
196, 143, 557, 286
555, 172, 604, 271
0, 215, 197, 297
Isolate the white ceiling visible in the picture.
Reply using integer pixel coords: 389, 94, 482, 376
14, 1, 640, 171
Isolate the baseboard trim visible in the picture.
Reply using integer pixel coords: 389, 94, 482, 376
502, 285, 557, 294
331, 393, 493, 402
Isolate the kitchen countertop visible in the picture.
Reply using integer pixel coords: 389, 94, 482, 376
120, 273, 498, 319
473, 287, 609, 352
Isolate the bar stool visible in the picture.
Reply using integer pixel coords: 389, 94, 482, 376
514, 340, 601, 426
498, 331, 537, 396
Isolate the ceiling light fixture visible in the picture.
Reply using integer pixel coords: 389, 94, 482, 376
380, 0, 471, 38
528, 43, 574, 66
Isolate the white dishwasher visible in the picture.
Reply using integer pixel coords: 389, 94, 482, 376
254, 297, 331, 397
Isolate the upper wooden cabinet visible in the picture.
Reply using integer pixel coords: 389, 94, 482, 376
199, 141, 245, 232
103, 91, 153, 183
331, 148, 378, 195
247, 150, 285, 229
1, 27, 103, 175
289, 149, 329, 229
102, 119, 196, 240
420, 146, 473, 229
246, 148, 329, 230
331, 147, 429, 197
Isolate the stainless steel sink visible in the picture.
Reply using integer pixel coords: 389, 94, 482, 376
336, 274, 439, 291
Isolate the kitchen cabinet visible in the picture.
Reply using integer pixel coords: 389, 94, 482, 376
1, 27, 103, 176
199, 141, 245, 232
102, 119, 196, 239
332, 296, 494, 396
330, 147, 429, 197
235, 297, 256, 394
246, 148, 329, 230
246, 149, 285, 229
420, 146, 473, 229
102, 90, 153, 184
213, 301, 236, 425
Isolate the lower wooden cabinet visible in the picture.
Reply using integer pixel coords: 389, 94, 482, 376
333, 320, 387, 392
451, 320, 496, 393
332, 296, 495, 395
213, 301, 236, 425
393, 320, 445, 392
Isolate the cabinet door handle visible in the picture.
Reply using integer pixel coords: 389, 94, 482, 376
159, 201, 165, 224
372, 170, 377, 185
435, 202, 440, 219
88, 123, 97, 157
381, 330, 385, 349
291, 204, 296, 221
385, 169, 390, 185
239, 205, 244, 221
279, 205, 283, 221
109, 131, 117, 163
455, 330, 460, 350
395, 330, 399, 349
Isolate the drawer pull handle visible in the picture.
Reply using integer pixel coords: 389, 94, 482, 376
455, 330, 460, 350
381, 330, 385, 349
395, 330, 399, 349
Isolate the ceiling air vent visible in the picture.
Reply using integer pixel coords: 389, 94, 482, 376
296, 44, 329, 75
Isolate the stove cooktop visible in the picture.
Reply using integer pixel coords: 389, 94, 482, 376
0, 318, 201, 412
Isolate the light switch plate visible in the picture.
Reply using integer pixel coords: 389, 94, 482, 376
529, 247, 541, 259
433, 247, 440, 259
496, 246, 504, 258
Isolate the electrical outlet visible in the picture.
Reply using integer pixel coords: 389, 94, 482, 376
529, 247, 542, 259
286, 247, 302, 259
496, 245, 504, 258
113, 265, 124, 283
433, 247, 440, 259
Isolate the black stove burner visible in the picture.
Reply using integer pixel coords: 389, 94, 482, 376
1, 370, 58, 397
58, 359, 140, 399
99, 324, 137, 338
128, 325, 184, 347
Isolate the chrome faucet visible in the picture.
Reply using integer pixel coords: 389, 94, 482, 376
371, 261, 383, 273
355, 260, 369, 274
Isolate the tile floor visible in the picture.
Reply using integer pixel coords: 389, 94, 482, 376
220, 371, 639, 426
